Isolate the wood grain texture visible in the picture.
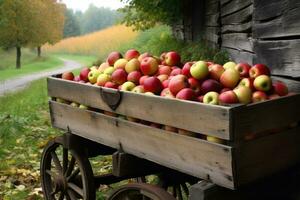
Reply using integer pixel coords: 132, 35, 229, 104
50, 101, 235, 189
221, 4, 253, 25
222, 22, 252, 34
48, 77, 232, 140
235, 126, 300, 186
222, 48, 255, 65
204, 14, 220, 26
221, 0, 252, 17
253, 39, 300, 77
202, 26, 220, 44
222, 33, 253, 52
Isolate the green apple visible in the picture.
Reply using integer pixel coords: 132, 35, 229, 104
96, 73, 111, 86
121, 81, 136, 91
132, 85, 145, 93
79, 104, 88, 110
253, 75, 272, 92
88, 70, 101, 84
233, 86, 252, 104
56, 98, 68, 104
125, 58, 140, 73
203, 91, 219, 105
223, 61, 236, 70
90, 66, 98, 71
103, 67, 115, 75
190, 61, 209, 80
207, 136, 225, 144
98, 62, 110, 73
70, 102, 79, 107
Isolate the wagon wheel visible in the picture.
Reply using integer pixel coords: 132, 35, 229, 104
108, 183, 176, 200
136, 173, 199, 200
40, 137, 95, 200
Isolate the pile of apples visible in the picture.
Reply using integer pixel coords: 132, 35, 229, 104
62, 49, 290, 106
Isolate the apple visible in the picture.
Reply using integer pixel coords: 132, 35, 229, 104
168, 75, 188, 95
176, 88, 196, 101
70, 102, 79, 107
165, 51, 181, 66
170, 68, 182, 76
73, 76, 81, 82
103, 111, 118, 117
114, 58, 128, 69
121, 81, 136, 91
56, 98, 69, 104
132, 85, 145, 93
233, 86, 252, 104
223, 61, 236, 70
220, 88, 231, 93
206, 136, 225, 144
125, 58, 140, 73
178, 129, 197, 137
140, 57, 159, 75
272, 81, 288, 96
206, 61, 214, 66
143, 77, 163, 94
111, 69, 127, 85
252, 91, 268, 103
157, 74, 169, 82
182, 62, 194, 77
79, 67, 90, 82
88, 70, 101, 84
96, 73, 111, 86
150, 123, 162, 129
190, 61, 209, 80
220, 69, 240, 89
238, 78, 255, 91
235, 62, 251, 77
160, 52, 167, 61
103, 67, 115, 75
62, 71, 74, 81
125, 49, 140, 60
104, 81, 118, 89
197, 95, 204, 103
79, 104, 88, 110
201, 79, 221, 94
107, 51, 122, 66
164, 125, 178, 133
127, 71, 142, 84
162, 79, 170, 88
209, 64, 225, 81
90, 66, 98, 71
253, 75, 272, 91
203, 92, 219, 105
98, 62, 110, 73
126, 116, 139, 122
160, 88, 175, 98
158, 65, 172, 75
138, 52, 152, 62
188, 77, 201, 89
249, 64, 270, 78
145, 92, 155, 95
219, 90, 238, 104
268, 94, 280, 100
139, 75, 149, 85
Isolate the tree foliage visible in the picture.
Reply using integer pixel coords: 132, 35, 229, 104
119, 0, 183, 31
63, 9, 81, 38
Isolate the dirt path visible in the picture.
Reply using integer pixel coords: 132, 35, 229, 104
0, 58, 82, 96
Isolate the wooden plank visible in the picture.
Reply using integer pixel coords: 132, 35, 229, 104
220, 0, 231, 6
222, 48, 255, 65
221, 4, 253, 25
204, 14, 219, 26
235, 126, 300, 186
202, 26, 220, 44
232, 94, 300, 140
222, 22, 252, 34
205, 0, 219, 15
272, 77, 300, 93
253, 39, 300, 78
47, 77, 232, 140
222, 33, 253, 52
221, 0, 252, 17
49, 101, 235, 189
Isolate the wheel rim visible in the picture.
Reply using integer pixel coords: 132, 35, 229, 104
40, 137, 95, 200
108, 183, 176, 200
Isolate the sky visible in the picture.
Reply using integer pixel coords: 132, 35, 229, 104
62, 0, 126, 11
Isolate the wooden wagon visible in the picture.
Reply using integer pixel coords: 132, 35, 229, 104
39, 74, 300, 200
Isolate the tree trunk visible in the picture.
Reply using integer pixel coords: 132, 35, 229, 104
37, 46, 41, 57
16, 46, 21, 69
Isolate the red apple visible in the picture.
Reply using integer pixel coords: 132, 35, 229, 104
221, 88, 231, 93
111, 69, 127, 85
253, 75, 272, 92
124, 49, 140, 60
139, 75, 149, 85
107, 51, 122, 66
162, 79, 170, 88
127, 71, 142, 84
73, 76, 81, 82
157, 74, 169, 82
79, 67, 90, 82
220, 69, 240, 89
104, 81, 118, 89
238, 78, 255, 91
140, 57, 159, 75
235, 63, 251, 77
158, 65, 172, 75
219, 90, 238, 104
209, 64, 225, 81
249, 64, 270, 78
168, 75, 188, 95
143, 77, 163, 94
165, 51, 181, 66
176, 88, 196, 101
138, 52, 152, 62
188, 77, 201, 89
170, 68, 182, 76
201, 79, 221, 94
206, 61, 214, 66
96, 73, 111, 86
197, 95, 204, 103
252, 91, 268, 103
62, 71, 74, 81
132, 85, 145, 93
272, 81, 289, 96
161, 88, 175, 98
182, 62, 194, 77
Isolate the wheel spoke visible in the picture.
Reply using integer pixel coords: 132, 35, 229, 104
46, 170, 57, 178
181, 183, 189, 196
67, 168, 80, 181
177, 185, 183, 200
65, 156, 75, 177
51, 151, 62, 172
67, 189, 78, 200
63, 148, 68, 174
68, 182, 84, 197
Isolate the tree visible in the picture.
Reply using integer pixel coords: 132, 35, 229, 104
63, 9, 81, 38
119, 0, 183, 31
